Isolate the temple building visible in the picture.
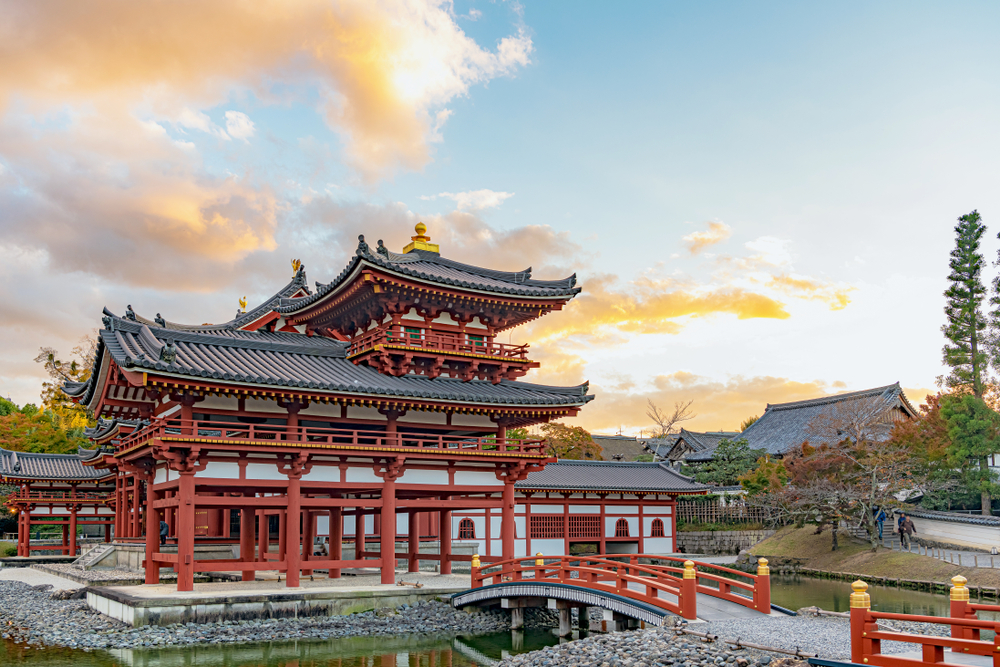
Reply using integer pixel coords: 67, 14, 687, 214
4, 224, 706, 591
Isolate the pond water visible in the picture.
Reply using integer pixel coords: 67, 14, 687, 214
3, 575, 995, 667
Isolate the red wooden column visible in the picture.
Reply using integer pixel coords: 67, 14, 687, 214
176, 471, 196, 592
302, 509, 315, 576
145, 472, 161, 584
379, 458, 403, 585
131, 477, 141, 538
69, 505, 79, 558
17, 507, 24, 557
439, 507, 452, 575
282, 453, 309, 589
240, 505, 255, 582
62, 522, 69, 555
502, 478, 515, 562
357, 511, 366, 558
23, 505, 32, 557
408, 511, 419, 573
329, 507, 342, 579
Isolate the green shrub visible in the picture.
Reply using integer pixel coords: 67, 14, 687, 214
1, 544, 16, 557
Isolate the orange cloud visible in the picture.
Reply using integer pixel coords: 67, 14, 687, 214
767, 274, 853, 310
0, 0, 531, 179
683, 221, 732, 254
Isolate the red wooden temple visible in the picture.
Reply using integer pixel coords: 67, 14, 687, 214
2, 223, 706, 592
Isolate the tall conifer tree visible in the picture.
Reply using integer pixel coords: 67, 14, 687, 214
941, 210, 988, 398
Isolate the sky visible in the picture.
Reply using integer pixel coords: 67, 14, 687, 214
1, 1, 999, 435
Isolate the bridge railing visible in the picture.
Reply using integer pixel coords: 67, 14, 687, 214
850, 577, 1000, 666
472, 553, 698, 619
628, 555, 771, 614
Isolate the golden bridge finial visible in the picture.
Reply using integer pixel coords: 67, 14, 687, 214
238, 296, 247, 313
402, 221, 439, 254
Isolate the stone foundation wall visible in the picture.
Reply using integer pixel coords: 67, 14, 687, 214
676, 530, 775, 555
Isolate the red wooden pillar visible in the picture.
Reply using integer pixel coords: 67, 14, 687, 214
17, 508, 24, 557
258, 511, 269, 562
240, 506, 255, 582
145, 475, 161, 585
502, 479, 515, 562
302, 509, 314, 576
131, 478, 141, 538
69, 505, 79, 558
278, 511, 287, 564
62, 522, 69, 555
286, 474, 302, 588
357, 511, 366, 557
408, 511, 419, 573
381, 476, 397, 584
439, 508, 452, 575
850, 581, 871, 664
104, 522, 110, 543
23, 506, 31, 557
176, 471, 196, 592
329, 507, 342, 579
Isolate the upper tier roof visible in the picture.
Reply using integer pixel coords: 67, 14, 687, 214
685, 383, 916, 462
516, 459, 708, 494
0, 447, 111, 481
64, 314, 594, 412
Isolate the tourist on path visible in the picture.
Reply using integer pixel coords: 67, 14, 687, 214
876, 508, 887, 540
899, 513, 916, 549
159, 520, 169, 545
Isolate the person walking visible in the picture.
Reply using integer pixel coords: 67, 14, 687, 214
900, 513, 916, 550
159, 520, 169, 546
876, 508, 887, 541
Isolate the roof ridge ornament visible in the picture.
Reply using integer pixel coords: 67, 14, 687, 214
125, 305, 137, 321
356, 234, 372, 257
159, 339, 177, 364
402, 222, 440, 254
376, 239, 390, 257
154, 313, 166, 327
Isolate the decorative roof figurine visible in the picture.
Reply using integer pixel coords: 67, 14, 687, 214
125, 305, 137, 321
154, 313, 166, 327
376, 239, 390, 257
238, 296, 247, 313
356, 234, 371, 257
292, 258, 302, 276
159, 339, 177, 364
403, 222, 439, 254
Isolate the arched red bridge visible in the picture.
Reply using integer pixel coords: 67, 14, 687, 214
452, 554, 777, 632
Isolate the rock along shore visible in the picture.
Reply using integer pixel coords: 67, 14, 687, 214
0, 580, 557, 651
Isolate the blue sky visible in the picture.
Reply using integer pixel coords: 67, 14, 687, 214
1, 1, 999, 433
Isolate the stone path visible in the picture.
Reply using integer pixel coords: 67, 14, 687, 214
0, 565, 82, 590
850, 526, 1000, 568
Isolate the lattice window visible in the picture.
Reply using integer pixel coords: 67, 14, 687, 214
615, 518, 630, 538
458, 518, 476, 539
568, 515, 601, 539
530, 515, 565, 539
651, 518, 665, 537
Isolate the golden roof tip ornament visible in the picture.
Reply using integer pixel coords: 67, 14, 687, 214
402, 222, 440, 254
238, 296, 247, 313
291, 258, 302, 276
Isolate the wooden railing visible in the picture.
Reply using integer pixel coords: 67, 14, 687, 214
7, 490, 111, 503
850, 576, 1000, 666
676, 500, 768, 525
471, 554, 772, 621
116, 417, 546, 456
348, 325, 530, 361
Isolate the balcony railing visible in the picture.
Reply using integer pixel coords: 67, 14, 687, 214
116, 417, 546, 456
348, 325, 530, 361
7, 491, 111, 503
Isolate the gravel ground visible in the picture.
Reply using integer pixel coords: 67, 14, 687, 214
0, 579, 560, 651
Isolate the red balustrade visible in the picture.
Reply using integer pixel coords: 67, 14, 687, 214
850, 576, 1000, 667
7, 490, 110, 503
349, 325, 530, 361
116, 417, 546, 456
470, 553, 773, 621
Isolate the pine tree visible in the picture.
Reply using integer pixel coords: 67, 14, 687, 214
941, 210, 988, 398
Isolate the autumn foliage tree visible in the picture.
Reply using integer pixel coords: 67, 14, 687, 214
34, 336, 96, 433
539, 423, 602, 460
0, 398, 89, 455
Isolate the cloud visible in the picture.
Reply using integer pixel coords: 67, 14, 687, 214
224, 111, 255, 141
421, 189, 514, 210
768, 274, 853, 310
0, 0, 533, 179
682, 221, 731, 254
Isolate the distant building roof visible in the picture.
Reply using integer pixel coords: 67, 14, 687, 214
686, 383, 917, 462
516, 460, 709, 494
0, 447, 113, 482
643, 430, 740, 462
591, 434, 648, 461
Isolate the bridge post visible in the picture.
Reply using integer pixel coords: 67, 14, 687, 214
510, 607, 524, 630
850, 580, 871, 665
754, 558, 770, 614
548, 599, 573, 637
681, 560, 697, 620
950, 575, 975, 645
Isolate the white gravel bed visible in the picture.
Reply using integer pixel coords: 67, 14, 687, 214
0, 566, 83, 590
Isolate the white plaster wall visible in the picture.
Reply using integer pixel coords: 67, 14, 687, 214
491, 516, 502, 539
346, 467, 381, 484
316, 516, 330, 535
643, 517, 672, 536
399, 412, 448, 425
515, 539, 527, 557
302, 466, 340, 483
515, 505, 525, 513
154, 468, 168, 485
301, 403, 341, 418
247, 398, 285, 414
569, 506, 601, 514
245, 463, 287, 482
530, 539, 564, 556
344, 516, 356, 533
646, 506, 672, 514
402, 469, 449, 485
451, 414, 495, 428
644, 538, 674, 554
397, 514, 409, 534
530, 505, 563, 514
909, 516, 1000, 550
198, 462, 240, 479
347, 406, 384, 420
453, 471, 501, 487
514, 516, 525, 539
491, 539, 503, 555
200, 396, 238, 411
614, 506, 639, 514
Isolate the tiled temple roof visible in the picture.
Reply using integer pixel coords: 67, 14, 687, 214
277, 244, 581, 318
646, 430, 740, 461
516, 460, 708, 494
64, 314, 594, 410
0, 447, 112, 481
591, 435, 648, 462
686, 383, 916, 462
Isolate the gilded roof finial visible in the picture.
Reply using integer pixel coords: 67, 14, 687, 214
238, 296, 247, 313
291, 258, 302, 276
403, 221, 439, 254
